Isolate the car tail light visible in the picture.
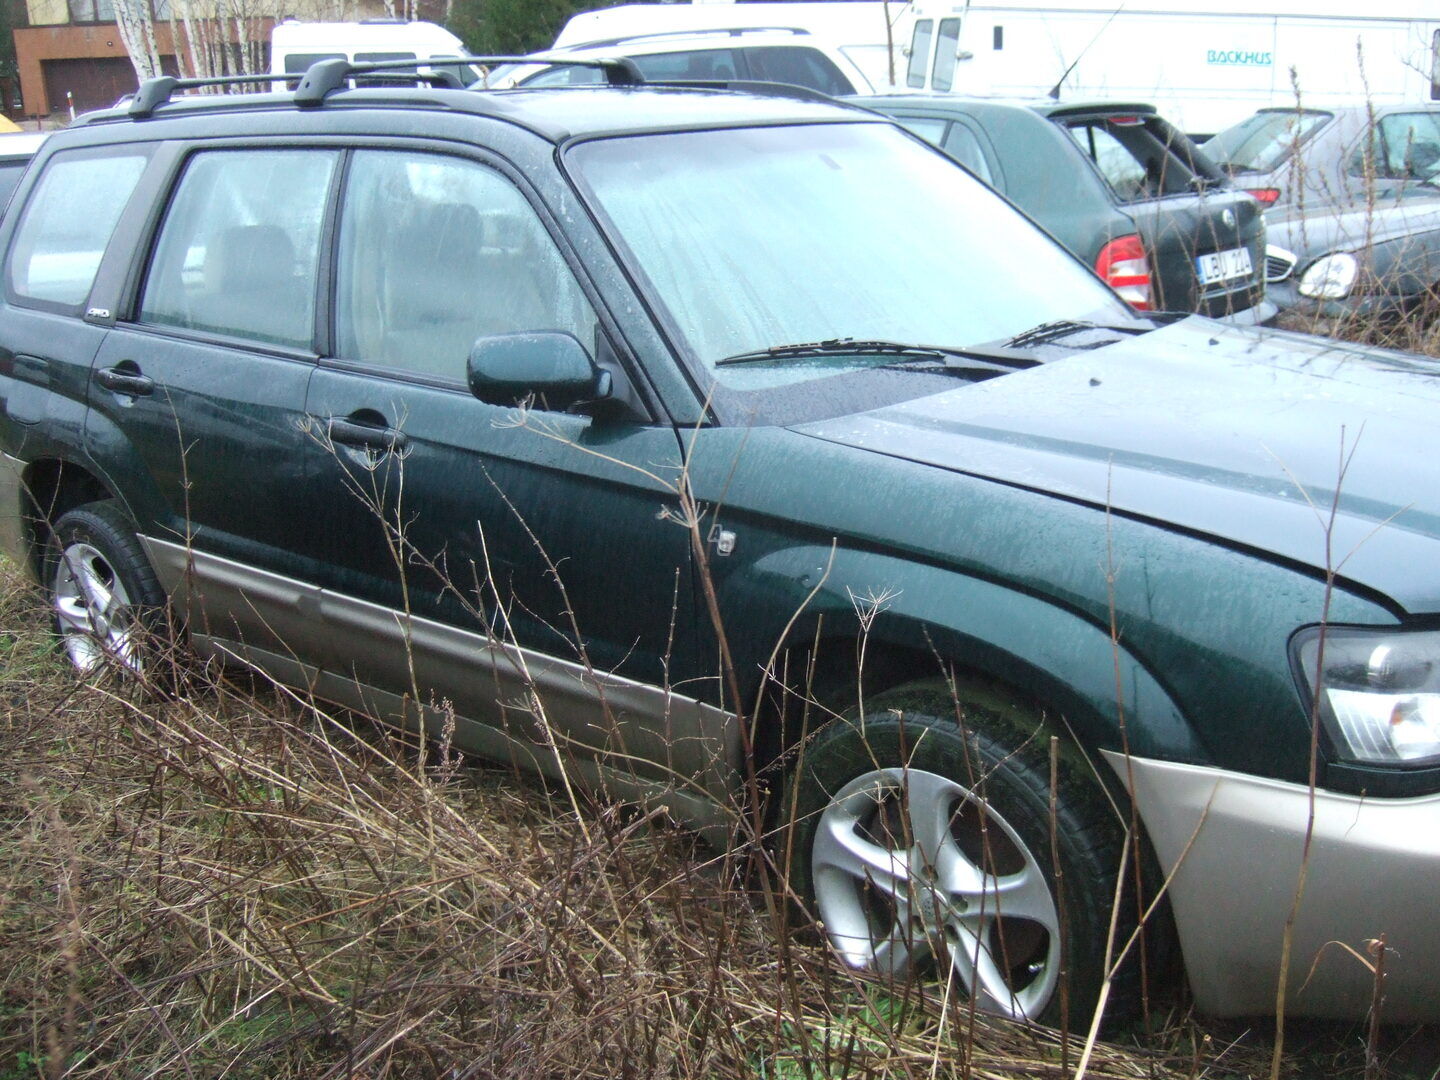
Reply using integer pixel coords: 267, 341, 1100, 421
1095, 234, 1151, 309
1245, 187, 1281, 206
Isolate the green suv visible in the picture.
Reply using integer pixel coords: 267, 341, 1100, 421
0, 62, 1436, 1027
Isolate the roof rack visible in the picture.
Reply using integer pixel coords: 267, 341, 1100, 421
128, 73, 283, 118
126, 54, 646, 118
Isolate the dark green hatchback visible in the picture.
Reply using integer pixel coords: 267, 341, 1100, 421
0, 69, 1436, 1028
860, 94, 1273, 325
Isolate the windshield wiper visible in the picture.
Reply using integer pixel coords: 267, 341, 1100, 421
1003, 319, 1147, 349
715, 337, 1039, 370
715, 339, 947, 367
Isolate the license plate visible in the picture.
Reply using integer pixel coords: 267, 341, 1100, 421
1196, 246, 1253, 285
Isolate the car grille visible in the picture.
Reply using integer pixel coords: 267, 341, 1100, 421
1265, 246, 1297, 283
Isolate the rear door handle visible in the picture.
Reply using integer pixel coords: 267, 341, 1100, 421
96, 366, 155, 396
327, 417, 409, 454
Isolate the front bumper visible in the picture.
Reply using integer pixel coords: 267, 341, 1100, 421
1267, 278, 1418, 322
1107, 752, 1440, 1020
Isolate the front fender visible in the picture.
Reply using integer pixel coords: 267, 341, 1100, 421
718, 541, 1204, 766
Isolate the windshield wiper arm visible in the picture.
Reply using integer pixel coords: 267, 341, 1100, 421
716, 337, 1040, 370
715, 338, 948, 367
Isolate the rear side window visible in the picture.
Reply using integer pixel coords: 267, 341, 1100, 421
745, 46, 855, 95
931, 18, 962, 92
1433, 30, 1439, 101
908, 20, 933, 88
0, 162, 30, 216
942, 124, 993, 184
6, 149, 148, 309
631, 49, 739, 81
139, 149, 337, 350
1063, 117, 1196, 203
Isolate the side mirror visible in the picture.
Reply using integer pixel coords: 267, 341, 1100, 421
467, 332, 611, 409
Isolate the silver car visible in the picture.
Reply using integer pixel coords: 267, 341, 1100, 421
1204, 103, 1440, 213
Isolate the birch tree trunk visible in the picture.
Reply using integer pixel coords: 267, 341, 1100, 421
112, 0, 163, 83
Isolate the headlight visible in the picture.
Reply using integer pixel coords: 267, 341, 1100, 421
1295, 628, 1440, 766
1296, 252, 1358, 299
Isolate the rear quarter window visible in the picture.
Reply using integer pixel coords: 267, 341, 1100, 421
744, 46, 855, 95
1063, 117, 1196, 203
5, 148, 149, 310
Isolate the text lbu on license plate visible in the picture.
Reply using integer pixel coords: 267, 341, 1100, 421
1197, 246, 1253, 285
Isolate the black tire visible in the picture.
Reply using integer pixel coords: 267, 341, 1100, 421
783, 678, 1141, 1028
44, 499, 166, 677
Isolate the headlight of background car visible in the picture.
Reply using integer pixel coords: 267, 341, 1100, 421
1295, 628, 1440, 766
1296, 252, 1358, 299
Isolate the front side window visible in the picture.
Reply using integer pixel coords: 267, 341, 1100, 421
931, 18, 962, 92
334, 150, 597, 381
7, 149, 148, 308
139, 149, 337, 349
907, 20, 933, 88
1376, 113, 1440, 178
570, 122, 1128, 398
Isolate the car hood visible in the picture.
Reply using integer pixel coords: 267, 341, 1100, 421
793, 317, 1440, 614
1268, 195, 1440, 256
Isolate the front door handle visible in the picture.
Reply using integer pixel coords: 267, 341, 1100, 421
96, 366, 155, 396
327, 417, 409, 454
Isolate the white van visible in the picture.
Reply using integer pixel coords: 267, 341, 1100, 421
552, 2, 917, 93
269, 19, 481, 84
905, 1, 1440, 137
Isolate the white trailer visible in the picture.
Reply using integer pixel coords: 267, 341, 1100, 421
905, 1, 1440, 135
553, 2, 918, 92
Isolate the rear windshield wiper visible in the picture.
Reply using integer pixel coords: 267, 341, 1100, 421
715, 337, 1038, 370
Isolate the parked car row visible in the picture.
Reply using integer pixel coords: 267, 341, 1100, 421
1203, 103, 1440, 324
2, 54, 1439, 1030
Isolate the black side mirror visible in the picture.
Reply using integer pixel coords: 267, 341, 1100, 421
467, 332, 611, 409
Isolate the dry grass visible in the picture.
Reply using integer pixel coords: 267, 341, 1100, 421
0, 560, 1428, 1079
1276, 299, 1440, 358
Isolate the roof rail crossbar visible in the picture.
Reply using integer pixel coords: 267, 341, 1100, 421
293, 53, 644, 106
291, 58, 468, 104
128, 72, 283, 118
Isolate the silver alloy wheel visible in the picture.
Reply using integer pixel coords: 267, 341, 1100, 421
811, 767, 1062, 1021
52, 540, 140, 674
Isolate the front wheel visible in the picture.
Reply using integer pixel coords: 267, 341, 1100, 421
46, 500, 166, 676
784, 680, 1134, 1027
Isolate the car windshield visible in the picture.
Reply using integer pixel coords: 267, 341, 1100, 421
568, 122, 1132, 403
1204, 109, 1332, 174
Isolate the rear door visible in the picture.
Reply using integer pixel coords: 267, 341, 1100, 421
1055, 110, 1266, 318
86, 143, 336, 671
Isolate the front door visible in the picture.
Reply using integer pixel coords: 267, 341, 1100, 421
305, 147, 718, 796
